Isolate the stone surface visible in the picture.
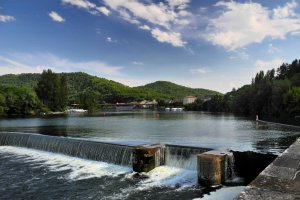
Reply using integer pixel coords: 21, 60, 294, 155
273, 155, 300, 169
237, 138, 300, 199
294, 171, 300, 181
197, 150, 228, 186
261, 164, 296, 179
132, 145, 162, 172
238, 187, 298, 200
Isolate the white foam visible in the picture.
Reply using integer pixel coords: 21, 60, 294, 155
0, 146, 199, 193
139, 166, 197, 189
195, 186, 245, 200
107, 166, 198, 199
0, 146, 132, 180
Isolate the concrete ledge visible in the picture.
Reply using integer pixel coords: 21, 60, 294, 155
132, 144, 164, 172
237, 138, 300, 199
197, 150, 230, 186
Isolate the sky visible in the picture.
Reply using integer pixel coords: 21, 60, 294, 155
0, 0, 300, 93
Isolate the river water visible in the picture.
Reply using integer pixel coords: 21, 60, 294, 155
0, 111, 299, 199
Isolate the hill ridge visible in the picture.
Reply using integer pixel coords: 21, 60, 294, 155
0, 72, 221, 103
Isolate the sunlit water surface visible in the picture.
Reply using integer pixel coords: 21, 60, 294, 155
0, 111, 299, 199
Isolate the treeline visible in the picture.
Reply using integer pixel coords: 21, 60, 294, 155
0, 69, 68, 117
186, 59, 300, 117
0, 70, 220, 116
0, 85, 42, 116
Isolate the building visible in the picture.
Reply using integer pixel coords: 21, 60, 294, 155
182, 96, 197, 105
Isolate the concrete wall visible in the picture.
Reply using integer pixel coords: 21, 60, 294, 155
237, 138, 300, 199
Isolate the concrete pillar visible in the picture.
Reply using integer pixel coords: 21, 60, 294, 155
132, 145, 163, 172
197, 150, 228, 186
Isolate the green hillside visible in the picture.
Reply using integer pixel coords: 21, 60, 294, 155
0, 72, 221, 103
135, 81, 221, 99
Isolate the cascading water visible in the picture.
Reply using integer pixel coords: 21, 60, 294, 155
224, 151, 243, 185
0, 132, 132, 166
225, 152, 236, 179
164, 145, 212, 170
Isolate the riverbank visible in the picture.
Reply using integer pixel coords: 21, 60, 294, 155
237, 138, 300, 199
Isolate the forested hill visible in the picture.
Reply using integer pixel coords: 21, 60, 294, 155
135, 81, 221, 99
186, 59, 300, 118
0, 72, 220, 103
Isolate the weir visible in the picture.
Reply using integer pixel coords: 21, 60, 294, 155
165, 144, 212, 170
0, 132, 278, 188
0, 132, 133, 166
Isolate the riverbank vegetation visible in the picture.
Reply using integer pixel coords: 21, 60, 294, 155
185, 59, 300, 118
0, 70, 219, 116
1, 59, 299, 118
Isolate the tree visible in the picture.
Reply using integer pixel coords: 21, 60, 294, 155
77, 89, 102, 111
58, 74, 68, 109
0, 93, 5, 115
36, 69, 68, 111
0, 85, 41, 116
285, 87, 300, 115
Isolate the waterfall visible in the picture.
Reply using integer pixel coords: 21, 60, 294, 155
164, 145, 212, 170
0, 132, 132, 166
225, 152, 236, 179
224, 151, 241, 184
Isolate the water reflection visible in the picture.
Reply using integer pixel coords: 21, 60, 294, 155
0, 111, 299, 154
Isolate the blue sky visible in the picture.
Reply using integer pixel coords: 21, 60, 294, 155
1, 0, 300, 93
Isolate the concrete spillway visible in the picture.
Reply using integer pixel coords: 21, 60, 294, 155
0, 132, 278, 188
0, 132, 133, 166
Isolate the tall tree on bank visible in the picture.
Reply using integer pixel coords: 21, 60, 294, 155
36, 69, 68, 111
59, 74, 68, 109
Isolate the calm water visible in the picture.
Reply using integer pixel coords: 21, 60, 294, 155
0, 111, 299, 154
0, 111, 299, 199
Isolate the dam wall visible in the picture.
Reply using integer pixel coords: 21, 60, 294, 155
0, 132, 282, 189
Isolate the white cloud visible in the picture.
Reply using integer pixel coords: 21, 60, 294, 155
291, 31, 300, 36
107, 37, 112, 42
132, 61, 144, 65
206, 1, 300, 50
151, 28, 186, 47
62, 0, 192, 47
96, 6, 110, 16
229, 50, 249, 60
118, 9, 140, 25
113, 77, 151, 87
167, 0, 190, 8
106, 36, 117, 43
0, 53, 123, 76
139, 25, 150, 31
62, 0, 95, 9
48, 11, 65, 22
96, 28, 101, 35
103, 0, 184, 29
273, 0, 297, 19
267, 44, 280, 54
255, 58, 283, 72
62, 0, 110, 16
190, 68, 208, 74
0, 56, 43, 74
178, 10, 190, 17
0, 15, 15, 22
102, 0, 192, 47
103, 0, 189, 29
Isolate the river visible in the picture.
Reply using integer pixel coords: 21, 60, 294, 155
0, 111, 299, 199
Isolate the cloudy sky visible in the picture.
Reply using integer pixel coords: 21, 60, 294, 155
1, 0, 300, 93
